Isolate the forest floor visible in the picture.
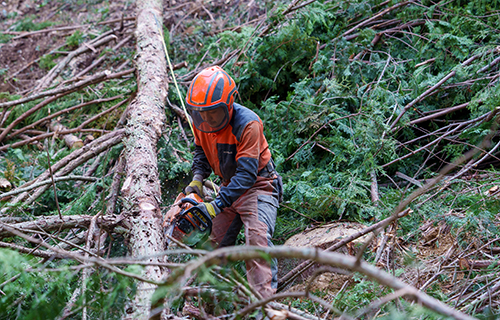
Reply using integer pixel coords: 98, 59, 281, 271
0, 0, 135, 94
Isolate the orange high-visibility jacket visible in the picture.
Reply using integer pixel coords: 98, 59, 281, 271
192, 103, 272, 208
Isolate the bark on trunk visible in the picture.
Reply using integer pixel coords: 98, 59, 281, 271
121, 0, 169, 318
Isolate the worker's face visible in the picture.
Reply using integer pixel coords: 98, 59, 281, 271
199, 107, 226, 128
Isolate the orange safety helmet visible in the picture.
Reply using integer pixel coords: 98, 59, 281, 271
186, 66, 238, 133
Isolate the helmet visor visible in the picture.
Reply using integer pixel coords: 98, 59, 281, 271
188, 104, 229, 133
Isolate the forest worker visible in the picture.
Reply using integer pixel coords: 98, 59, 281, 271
184, 65, 283, 299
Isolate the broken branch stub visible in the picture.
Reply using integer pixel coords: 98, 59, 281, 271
50, 121, 84, 149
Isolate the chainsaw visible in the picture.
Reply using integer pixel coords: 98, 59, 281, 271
163, 192, 213, 247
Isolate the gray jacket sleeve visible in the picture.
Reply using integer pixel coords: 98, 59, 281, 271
192, 144, 212, 179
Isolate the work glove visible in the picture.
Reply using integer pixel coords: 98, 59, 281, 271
185, 174, 204, 197
196, 200, 222, 219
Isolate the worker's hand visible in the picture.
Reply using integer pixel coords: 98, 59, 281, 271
196, 201, 221, 219
185, 175, 203, 197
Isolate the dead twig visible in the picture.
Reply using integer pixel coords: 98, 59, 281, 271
9, 17, 136, 39
44, 140, 63, 219
383, 122, 466, 168
0, 215, 93, 239
3, 129, 125, 210
105, 155, 125, 215
354, 288, 410, 319
466, 279, 500, 312
409, 102, 472, 126
0, 69, 133, 144
342, 2, 410, 38
0, 128, 111, 152
33, 33, 119, 92
74, 34, 134, 79
6, 94, 124, 142
77, 98, 130, 130
0, 221, 157, 284
0, 175, 98, 199
0, 241, 65, 259
2, 69, 129, 118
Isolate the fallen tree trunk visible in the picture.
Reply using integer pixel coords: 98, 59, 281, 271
120, 0, 169, 318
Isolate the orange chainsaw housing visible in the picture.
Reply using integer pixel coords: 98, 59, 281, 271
163, 193, 212, 246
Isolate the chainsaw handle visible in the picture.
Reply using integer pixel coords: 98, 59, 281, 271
180, 197, 200, 206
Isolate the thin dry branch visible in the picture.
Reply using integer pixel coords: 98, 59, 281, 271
466, 279, 500, 312
0, 215, 93, 239
105, 155, 125, 215
74, 34, 134, 79
230, 291, 344, 320
0, 69, 134, 144
0, 69, 134, 110
33, 33, 118, 92
388, 110, 497, 168
383, 124, 462, 168
3, 129, 125, 210
0, 128, 111, 152
257, 0, 304, 37
446, 139, 500, 182
0, 221, 157, 284
0, 240, 65, 259
77, 98, 130, 130
6, 94, 124, 142
73, 152, 107, 189
9, 16, 136, 39
0, 175, 97, 200
162, 245, 476, 320
477, 54, 500, 74
409, 102, 471, 126
342, 1, 410, 38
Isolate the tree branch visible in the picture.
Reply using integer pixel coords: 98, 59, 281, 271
162, 245, 476, 320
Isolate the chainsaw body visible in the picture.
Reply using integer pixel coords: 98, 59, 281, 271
163, 193, 212, 247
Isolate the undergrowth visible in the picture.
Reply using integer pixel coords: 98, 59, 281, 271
1, 0, 500, 318
162, 0, 500, 317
